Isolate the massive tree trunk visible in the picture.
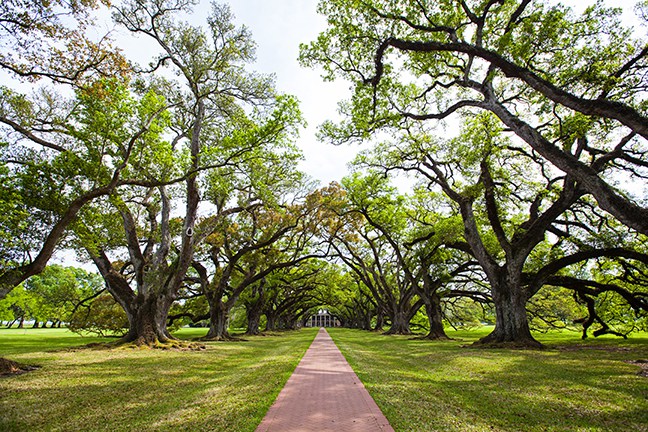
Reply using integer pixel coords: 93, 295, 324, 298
360, 312, 372, 330
245, 302, 263, 336
121, 293, 174, 345
93, 257, 177, 346
476, 268, 540, 347
205, 295, 231, 340
279, 314, 299, 330
353, 298, 375, 330
455, 193, 543, 347
264, 312, 278, 331
384, 307, 412, 335
244, 282, 266, 336
373, 308, 385, 331
422, 291, 449, 340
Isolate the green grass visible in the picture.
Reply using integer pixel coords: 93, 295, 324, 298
0, 327, 111, 356
2, 327, 647, 432
0, 327, 317, 432
328, 327, 648, 432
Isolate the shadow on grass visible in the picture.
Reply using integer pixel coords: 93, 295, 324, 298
329, 328, 648, 432
0, 329, 317, 432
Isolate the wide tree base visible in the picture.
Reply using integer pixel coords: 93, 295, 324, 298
0, 357, 39, 376
125, 340, 206, 351
414, 332, 452, 341
113, 332, 206, 350
383, 322, 413, 336
244, 329, 262, 336
472, 333, 543, 349
200, 334, 246, 342
244, 331, 273, 337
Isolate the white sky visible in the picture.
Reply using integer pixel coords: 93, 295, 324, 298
224, 0, 358, 186
113, 0, 359, 187
97, 0, 647, 188
185, 0, 643, 187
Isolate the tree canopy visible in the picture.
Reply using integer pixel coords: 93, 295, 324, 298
1, 0, 647, 348
301, 0, 648, 345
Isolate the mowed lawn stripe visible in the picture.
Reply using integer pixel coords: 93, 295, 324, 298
328, 328, 648, 432
0, 327, 317, 432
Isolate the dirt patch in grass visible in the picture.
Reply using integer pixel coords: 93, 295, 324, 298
0, 357, 39, 377
625, 359, 648, 378
122, 340, 207, 351
555, 345, 647, 378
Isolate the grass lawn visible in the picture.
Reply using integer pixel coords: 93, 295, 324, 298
2, 326, 647, 432
328, 327, 648, 432
0, 327, 317, 432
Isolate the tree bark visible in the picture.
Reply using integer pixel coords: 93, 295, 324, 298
384, 308, 412, 335
205, 298, 231, 340
476, 269, 541, 347
280, 315, 300, 330
121, 293, 174, 345
244, 282, 266, 336
245, 302, 263, 336
92, 253, 176, 346
361, 313, 372, 331
264, 313, 277, 331
373, 309, 385, 331
0, 286, 11, 302
422, 291, 449, 340
455, 193, 542, 347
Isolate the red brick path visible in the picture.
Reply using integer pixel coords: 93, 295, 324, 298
256, 328, 394, 432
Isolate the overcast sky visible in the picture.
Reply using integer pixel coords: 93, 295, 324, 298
199, 0, 644, 187
189, 0, 357, 186
224, 0, 359, 186
110, 0, 643, 188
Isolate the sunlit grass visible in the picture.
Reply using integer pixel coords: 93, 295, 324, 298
0, 327, 317, 432
328, 327, 648, 432
0, 327, 110, 356
2, 326, 646, 431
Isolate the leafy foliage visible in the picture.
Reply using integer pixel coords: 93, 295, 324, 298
68, 294, 129, 337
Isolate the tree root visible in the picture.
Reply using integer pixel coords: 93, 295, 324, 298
121, 339, 207, 351
382, 329, 413, 336
411, 334, 453, 341
0, 357, 39, 377
200, 334, 248, 342
244, 331, 263, 336
468, 338, 544, 350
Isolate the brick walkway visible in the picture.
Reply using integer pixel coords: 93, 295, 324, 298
255, 328, 394, 432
